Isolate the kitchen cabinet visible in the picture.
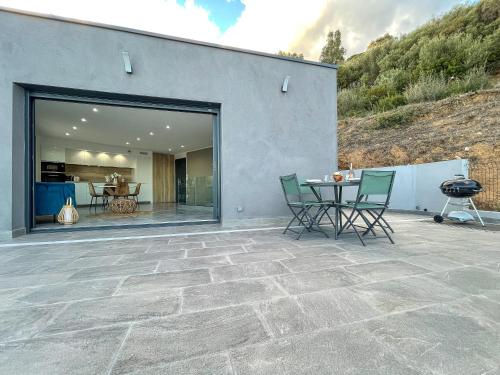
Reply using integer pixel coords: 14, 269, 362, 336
41, 146, 65, 162
65, 149, 86, 165
74, 182, 91, 206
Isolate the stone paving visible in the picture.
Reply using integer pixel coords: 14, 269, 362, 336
0, 215, 499, 374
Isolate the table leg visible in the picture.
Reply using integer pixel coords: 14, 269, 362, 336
338, 186, 343, 231
334, 186, 339, 240
308, 186, 322, 202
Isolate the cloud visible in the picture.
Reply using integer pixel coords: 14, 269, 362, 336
289, 0, 465, 59
0, 0, 466, 60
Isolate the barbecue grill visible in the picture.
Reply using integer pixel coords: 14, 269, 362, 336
434, 174, 485, 226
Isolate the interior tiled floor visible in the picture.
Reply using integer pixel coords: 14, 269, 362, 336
35, 202, 214, 230
0, 214, 499, 374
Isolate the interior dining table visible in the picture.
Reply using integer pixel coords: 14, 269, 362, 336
300, 180, 361, 239
93, 183, 139, 201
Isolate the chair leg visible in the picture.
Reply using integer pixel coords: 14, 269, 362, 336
283, 206, 305, 234
363, 209, 395, 244
89, 196, 93, 212
338, 208, 366, 246
366, 209, 394, 233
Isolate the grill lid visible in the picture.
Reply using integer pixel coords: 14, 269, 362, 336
439, 174, 483, 197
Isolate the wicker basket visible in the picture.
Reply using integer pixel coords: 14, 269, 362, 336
57, 198, 79, 225
111, 198, 137, 214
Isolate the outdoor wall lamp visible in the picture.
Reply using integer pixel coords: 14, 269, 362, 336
122, 51, 133, 74
282, 75, 290, 93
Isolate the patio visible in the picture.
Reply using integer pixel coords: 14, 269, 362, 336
0, 213, 499, 374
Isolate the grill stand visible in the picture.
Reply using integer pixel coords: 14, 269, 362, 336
435, 197, 485, 226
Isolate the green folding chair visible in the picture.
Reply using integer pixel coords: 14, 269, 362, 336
279, 174, 332, 240
337, 170, 396, 246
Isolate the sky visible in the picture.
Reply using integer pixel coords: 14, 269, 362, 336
0, 0, 469, 60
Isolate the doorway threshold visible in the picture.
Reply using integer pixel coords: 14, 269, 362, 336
30, 219, 219, 234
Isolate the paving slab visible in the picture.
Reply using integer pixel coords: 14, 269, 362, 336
17, 278, 120, 306
403, 254, 466, 271
366, 302, 500, 375
0, 305, 62, 341
345, 260, 431, 282
254, 297, 317, 337
157, 256, 231, 272
124, 354, 232, 375
0, 326, 128, 375
187, 245, 245, 258
117, 269, 210, 295
148, 242, 204, 252
0, 272, 73, 290
297, 287, 380, 328
65, 255, 124, 268
112, 305, 269, 374
229, 250, 293, 264
43, 292, 180, 334
274, 268, 364, 295
349, 274, 467, 314
428, 266, 500, 295
68, 261, 158, 281
182, 278, 286, 312
280, 254, 352, 272
211, 261, 289, 282
116, 251, 185, 264
230, 323, 422, 375
284, 245, 345, 257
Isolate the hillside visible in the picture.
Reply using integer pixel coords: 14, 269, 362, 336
336, 0, 499, 118
338, 88, 500, 169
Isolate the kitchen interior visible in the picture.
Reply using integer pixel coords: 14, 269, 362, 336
34, 99, 215, 229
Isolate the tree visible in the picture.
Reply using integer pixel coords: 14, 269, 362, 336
277, 51, 304, 59
320, 30, 346, 64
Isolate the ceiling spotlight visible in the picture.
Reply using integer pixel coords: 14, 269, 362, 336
125, 142, 130, 145
165, 125, 171, 129
65, 132, 70, 136
72, 126, 78, 130
92, 108, 98, 112
81, 118, 87, 122
136, 137, 141, 141
168, 148, 172, 152
149, 132, 154, 136
180, 145, 185, 148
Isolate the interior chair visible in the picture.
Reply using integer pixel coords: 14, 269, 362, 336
114, 181, 130, 199
337, 170, 396, 246
88, 182, 105, 213
279, 174, 333, 240
128, 183, 142, 208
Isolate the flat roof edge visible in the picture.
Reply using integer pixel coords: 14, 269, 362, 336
0, 6, 337, 70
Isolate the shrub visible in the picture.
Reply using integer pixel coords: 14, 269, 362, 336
375, 94, 407, 112
417, 33, 489, 78
449, 67, 490, 94
372, 108, 415, 130
404, 74, 450, 103
337, 86, 371, 118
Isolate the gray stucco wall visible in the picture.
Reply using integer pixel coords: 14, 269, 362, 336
0, 10, 337, 237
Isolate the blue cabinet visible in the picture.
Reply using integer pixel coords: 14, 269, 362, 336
35, 182, 76, 216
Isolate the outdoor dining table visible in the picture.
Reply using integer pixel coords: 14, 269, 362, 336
301, 180, 361, 239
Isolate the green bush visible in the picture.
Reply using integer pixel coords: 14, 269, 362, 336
372, 108, 415, 130
417, 34, 489, 78
375, 94, 407, 112
337, 86, 371, 118
449, 67, 490, 94
404, 74, 450, 103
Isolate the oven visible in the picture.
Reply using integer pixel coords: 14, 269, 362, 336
41, 162, 67, 182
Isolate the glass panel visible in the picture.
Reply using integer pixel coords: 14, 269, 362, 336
186, 176, 213, 207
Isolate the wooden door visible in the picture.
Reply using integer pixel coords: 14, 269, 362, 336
152, 153, 175, 203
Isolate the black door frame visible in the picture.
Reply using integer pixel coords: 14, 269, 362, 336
24, 84, 221, 233
175, 157, 187, 204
